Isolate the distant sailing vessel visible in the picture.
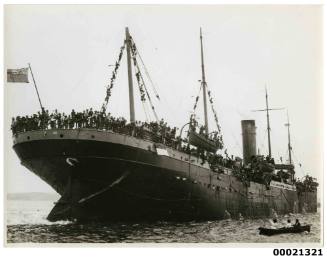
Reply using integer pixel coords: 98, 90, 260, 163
11, 28, 318, 222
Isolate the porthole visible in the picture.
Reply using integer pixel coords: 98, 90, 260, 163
60, 134, 64, 138
27, 136, 30, 140
91, 135, 95, 139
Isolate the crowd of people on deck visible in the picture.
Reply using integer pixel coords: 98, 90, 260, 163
9, 110, 292, 179
10, 109, 239, 171
295, 175, 319, 193
11, 108, 227, 155
10, 108, 181, 147
9, 109, 319, 193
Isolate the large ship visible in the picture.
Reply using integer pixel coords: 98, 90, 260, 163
11, 28, 318, 222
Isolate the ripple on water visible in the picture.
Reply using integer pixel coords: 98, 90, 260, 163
6, 200, 321, 243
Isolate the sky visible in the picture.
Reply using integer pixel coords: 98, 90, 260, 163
4, 5, 323, 194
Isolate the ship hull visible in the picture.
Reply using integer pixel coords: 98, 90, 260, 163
12, 129, 317, 222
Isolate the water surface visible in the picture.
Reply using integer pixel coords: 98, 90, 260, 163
6, 200, 321, 243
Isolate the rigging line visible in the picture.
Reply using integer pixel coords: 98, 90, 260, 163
128, 36, 173, 123
192, 84, 203, 115
101, 41, 126, 113
137, 49, 160, 99
131, 48, 154, 122
144, 93, 155, 122
205, 83, 222, 134
131, 38, 160, 100
190, 83, 203, 125
142, 100, 150, 122
131, 37, 183, 128
134, 57, 159, 122
142, 76, 159, 122
147, 99, 156, 122
188, 84, 203, 136
130, 41, 159, 122
132, 56, 150, 122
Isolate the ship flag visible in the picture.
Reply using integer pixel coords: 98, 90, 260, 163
7, 68, 29, 83
7, 64, 45, 112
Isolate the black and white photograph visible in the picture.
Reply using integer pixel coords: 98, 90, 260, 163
3, 4, 323, 246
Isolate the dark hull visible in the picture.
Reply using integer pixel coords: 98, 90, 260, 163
12, 129, 317, 222
258, 225, 311, 236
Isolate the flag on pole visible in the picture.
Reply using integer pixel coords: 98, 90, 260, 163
7, 68, 29, 83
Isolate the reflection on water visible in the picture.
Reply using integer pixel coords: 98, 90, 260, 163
6, 200, 321, 243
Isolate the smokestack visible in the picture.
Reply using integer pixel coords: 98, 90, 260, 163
241, 120, 257, 165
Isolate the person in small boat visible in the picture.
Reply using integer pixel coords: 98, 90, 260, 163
293, 219, 301, 227
269, 218, 279, 229
282, 218, 292, 228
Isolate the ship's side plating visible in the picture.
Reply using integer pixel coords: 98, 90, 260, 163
12, 129, 317, 222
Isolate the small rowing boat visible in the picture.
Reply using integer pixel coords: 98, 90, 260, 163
258, 225, 310, 236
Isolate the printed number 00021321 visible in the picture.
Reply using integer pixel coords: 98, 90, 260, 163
273, 249, 323, 256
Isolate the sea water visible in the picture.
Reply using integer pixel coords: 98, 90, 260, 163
6, 199, 321, 243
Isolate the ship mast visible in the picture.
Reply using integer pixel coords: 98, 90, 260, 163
200, 28, 209, 135
265, 88, 272, 157
285, 110, 292, 164
125, 27, 136, 123
253, 87, 284, 158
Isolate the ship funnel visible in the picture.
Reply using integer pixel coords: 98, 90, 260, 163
241, 120, 257, 165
